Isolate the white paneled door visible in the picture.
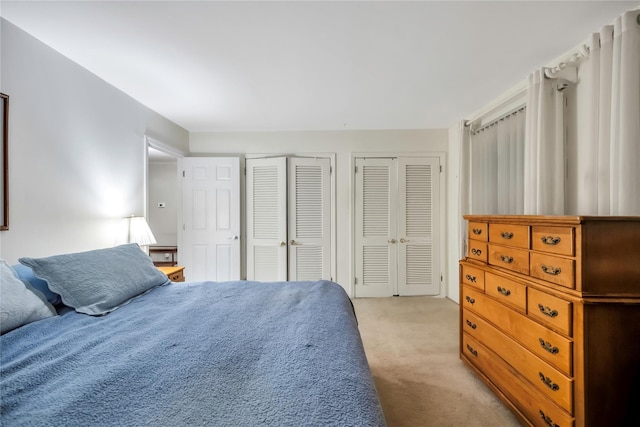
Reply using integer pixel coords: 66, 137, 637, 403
182, 157, 240, 282
246, 156, 331, 282
355, 157, 440, 297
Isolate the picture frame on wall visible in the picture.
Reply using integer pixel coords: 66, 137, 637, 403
1, 93, 8, 230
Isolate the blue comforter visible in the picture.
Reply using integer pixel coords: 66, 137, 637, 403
1, 280, 385, 426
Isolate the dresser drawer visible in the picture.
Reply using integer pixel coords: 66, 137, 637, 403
468, 221, 488, 242
464, 310, 573, 412
462, 333, 574, 427
485, 272, 527, 313
468, 240, 487, 263
488, 244, 529, 275
532, 226, 575, 256
461, 308, 484, 338
528, 288, 572, 336
462, 286, 573, 376
157, 266, 185, 282
461, 265, 485, 291
533, 332, 573, 378
462, 285, 486, 313
167, 270, 184, 282
489, 223, 530, 249
530, 253, 575, 289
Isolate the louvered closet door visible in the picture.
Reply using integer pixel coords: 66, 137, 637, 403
397, 157, 440, 295
354, 158, 398, 297
288, 157, 331, 281
246, 157, 288, 281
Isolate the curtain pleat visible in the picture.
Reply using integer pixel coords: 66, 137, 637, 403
577, 10, 639, 215
598, 27, 614, 214
610, 11, 640, 214
470, 109, 525, 215
524, 69, 565, 215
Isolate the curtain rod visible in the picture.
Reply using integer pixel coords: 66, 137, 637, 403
544, 44, 590, 83
469, 105, 526, 135
464, 81, 527, 128
464, 41, 590, 130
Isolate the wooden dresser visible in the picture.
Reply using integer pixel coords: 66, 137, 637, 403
157, 266, 185, 282
459, 215, 640, 427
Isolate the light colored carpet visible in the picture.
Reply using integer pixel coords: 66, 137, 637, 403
352, 296, 525, 427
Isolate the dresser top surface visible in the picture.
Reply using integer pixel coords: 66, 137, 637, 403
157, 266, 184, 275
464, 215, 640, 224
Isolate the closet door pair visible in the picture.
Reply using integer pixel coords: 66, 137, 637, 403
246, 157, 331, 282
354, 157, 440, 297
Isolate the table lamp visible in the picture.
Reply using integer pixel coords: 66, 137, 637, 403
125, 215, 157, 250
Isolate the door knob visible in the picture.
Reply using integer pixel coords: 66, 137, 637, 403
279, 241, 286, 246
388, 239, 397, 244
290, 240, 300, 245
229, 235, 239, 240
400, 238, 410, 243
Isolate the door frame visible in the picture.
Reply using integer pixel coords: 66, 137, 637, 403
245, 153, 336, 282
143, 135, 186, 259
351, 152, 447, 298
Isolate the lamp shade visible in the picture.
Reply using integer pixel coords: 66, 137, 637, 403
127, 216, 157, 246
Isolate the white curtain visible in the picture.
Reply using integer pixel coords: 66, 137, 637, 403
579, 10, 640, 215
470, 109, 525, 214
524, 69, 566, 215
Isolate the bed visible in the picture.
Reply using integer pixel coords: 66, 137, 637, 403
0, 244, 385, 426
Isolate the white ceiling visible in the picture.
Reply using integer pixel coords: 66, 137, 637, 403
1, 1, 637, 132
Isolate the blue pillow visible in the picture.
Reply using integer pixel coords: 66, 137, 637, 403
12, 264, 62, 306
19, 244, 170, 316
1, 259, 56, 334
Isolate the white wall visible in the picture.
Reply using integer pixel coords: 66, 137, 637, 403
0, 20, 189, 263
190, 130, 449, 296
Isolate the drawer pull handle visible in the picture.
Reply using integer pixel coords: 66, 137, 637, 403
497, 286, 511, 296
539, 410, 560, 427
466, 344, 478, 357
539, 372, 560, 391
500, 231, 514, 239
500, 255, 514, 264
465, 274, 477, 283
541, 236, 561, 246
541, 265, 562, 275
465, 319, 477, 329
465, 296, 475, 305
472, 228, 483, 235
538, 338, 560, 354
537, 304, 559, 318
471, 248, 482, 256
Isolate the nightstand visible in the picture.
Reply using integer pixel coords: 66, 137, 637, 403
157, 266, 185, 282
